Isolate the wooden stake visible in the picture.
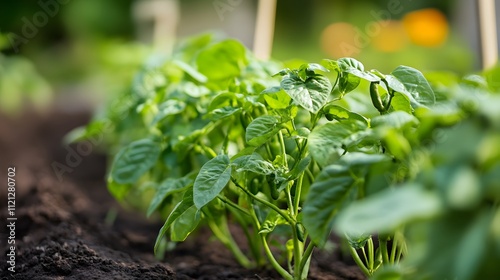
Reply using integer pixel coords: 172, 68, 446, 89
478, 0, 498, 69
253, 0, 277, 60
133, 0, 179, 54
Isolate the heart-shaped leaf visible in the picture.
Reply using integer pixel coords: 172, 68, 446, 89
281, 73, 331, 113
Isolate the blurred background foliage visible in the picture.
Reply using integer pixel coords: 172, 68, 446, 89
0, 0, 496, 114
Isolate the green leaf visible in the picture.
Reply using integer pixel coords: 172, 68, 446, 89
461, 74, 488, 89
443, 166, 482, 210
339, 152, 391, 167
298, 63, 329, 80
176, 81, 210, 98
338, 73, 361, 94
381, 129, 412, 159
147, 176, 193, 217
281, 73, 331, 113
63, 120, 107, 144
259, 210, 287, 234
335, 185, 442, 235
303, 154, 390, 246
453, 210, 492, 279
232, 154, 275, 175
483, 64, 500, 91
338, 58, 364, 71
110, 138, 161, 184
154, 188, 198, 253
193, 154, 232, 209
196, 40, 248, 81
308, 121, 367, 167
371, 265, 405, 280
245, 115, 281, 146
321, 59, 339, 72
342, 129, 378, 151
262, 87, 292, 109
389, 92, 412, 113
414, 211, 495, 280
387, 65, 435, 107
345, 68, 381, 82
170, 204, 201, 241
345, 233, 371, 249
107, 179, 131, 201
303, 63, 329, 73
152, 100, 186, 124
207, 106, 242, 121
371, 111, 419, 129
208, 92, 240, 112
323, 104, 369, 125
172, 60, 208, 83
174, 33, 214, 59
302, 165, 355, 246
336, 59, 365, 94
288, 156, 312, 180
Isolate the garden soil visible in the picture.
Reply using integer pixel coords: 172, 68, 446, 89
0, 108, 365, 280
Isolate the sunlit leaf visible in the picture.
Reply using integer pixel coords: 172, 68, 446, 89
281, 73, 331, 113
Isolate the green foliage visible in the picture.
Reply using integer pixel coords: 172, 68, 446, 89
0, 51, 52, 115
78, 34, 500, 280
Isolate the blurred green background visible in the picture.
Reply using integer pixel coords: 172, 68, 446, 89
0, 0, 493, 114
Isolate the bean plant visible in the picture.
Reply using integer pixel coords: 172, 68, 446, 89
75, 34, 500, 280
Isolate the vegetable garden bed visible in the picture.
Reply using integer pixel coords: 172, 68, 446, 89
0, 109, 365, 279
2, 33, 499, 280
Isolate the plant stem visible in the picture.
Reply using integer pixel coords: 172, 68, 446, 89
390, 233, 397, 263
293, 173, 304, 217
265, 142, 274, 159
278, 130, 288, 168
396, 235, 407, 263
286, 187, 295, 217
217, 195, 251, 217
261, 234, 293, 280
379, 236, 390, 264
305, 168, 315, 183
361, 247, 369, 270
206, 216, 252, 268
221, 124, 231, 154
227, 202, 263, 266
233, 179, 295, 225
200, 144, 217, 159
290, 226, 302, 279
309, 113, 319, 130
245, 200, 266, 266
367, 237, 375, 271
297, 242, 315, 278
349, 246, 371, 277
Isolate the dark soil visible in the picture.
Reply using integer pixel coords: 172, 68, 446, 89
0, 108, 365, 280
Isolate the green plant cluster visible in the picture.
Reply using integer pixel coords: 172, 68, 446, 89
76, 34, 500, 280
0, 34, 52, 115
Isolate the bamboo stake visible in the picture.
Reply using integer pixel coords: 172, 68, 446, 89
478, 0, 498, 69
133, 0, 179, 54
253, 0, 277, 60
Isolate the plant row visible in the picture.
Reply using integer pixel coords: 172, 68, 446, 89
73, 34, 500, 280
